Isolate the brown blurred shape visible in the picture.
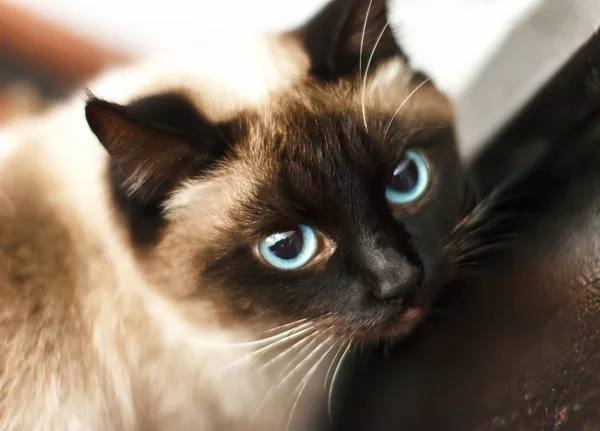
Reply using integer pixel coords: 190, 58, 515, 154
0, 1, 130, 84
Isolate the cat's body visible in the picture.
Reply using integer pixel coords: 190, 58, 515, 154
0, 1, 465, 429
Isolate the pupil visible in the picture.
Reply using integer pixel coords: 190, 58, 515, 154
390, 157, 419, 192
269, 229, 304, 260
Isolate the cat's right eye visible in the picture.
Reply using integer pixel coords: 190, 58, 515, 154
385, 150, 430, 205
257, 225, 319, 271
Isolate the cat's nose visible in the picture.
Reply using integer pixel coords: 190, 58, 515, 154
372, 259, 422, 302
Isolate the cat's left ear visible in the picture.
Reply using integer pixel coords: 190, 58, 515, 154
295, 0, 404, 81
85, 93, 233, 207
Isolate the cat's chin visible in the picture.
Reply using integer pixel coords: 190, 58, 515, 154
364, 306, 426, 341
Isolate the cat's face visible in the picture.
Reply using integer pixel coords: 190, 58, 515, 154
86, 0, 466, 339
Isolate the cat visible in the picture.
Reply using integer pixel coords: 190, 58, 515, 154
0, 0, 467, 429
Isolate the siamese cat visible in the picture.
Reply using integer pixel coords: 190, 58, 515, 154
0, 0, 466, 429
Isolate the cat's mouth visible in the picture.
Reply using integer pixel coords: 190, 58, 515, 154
360, 280, 441, 340
313, 305, 427, 341
363, 306, 425, 340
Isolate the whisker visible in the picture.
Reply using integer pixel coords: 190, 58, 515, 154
262, 312, 331, 335
359, 0, 374, 130
255, 330, 322, 374
274, 328, 335, 392
285, 337, 338, 431
200, 320, 315, 349
445, 180, 528, 276
249, 329, 332, 426
297, 341, 337, 393
383, 78, 431, 141
223, 326, 316, 370
328, 339, 354, 421
323, 342, 346, 390
362, 19, 391, 131
249, 326, 315, 358
261, 318, 310, 334
359, 0, 374, 89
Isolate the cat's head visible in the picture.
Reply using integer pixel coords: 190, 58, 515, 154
86, 0, 466, 339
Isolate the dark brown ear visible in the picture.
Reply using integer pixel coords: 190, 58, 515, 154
85, 93, 231, 207
296, 0, 404, 81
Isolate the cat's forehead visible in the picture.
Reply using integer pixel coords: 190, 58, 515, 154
247, 105, 387, 183
252, 108, 374, 204
239, 70, 451, 173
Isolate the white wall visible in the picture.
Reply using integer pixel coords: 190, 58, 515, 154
3, 0, 327, 52
4, 0, 538, 97
454, 0, 600, 157
4, 0, 600, 158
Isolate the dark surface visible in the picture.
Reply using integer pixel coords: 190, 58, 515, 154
471, 31, 600, 196
327, 30, 600, 431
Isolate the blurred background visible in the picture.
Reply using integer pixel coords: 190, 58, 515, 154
0, 0, 599, 158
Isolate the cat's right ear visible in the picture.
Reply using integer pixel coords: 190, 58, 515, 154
295, 0, 405, 81
85, 93, 233, 208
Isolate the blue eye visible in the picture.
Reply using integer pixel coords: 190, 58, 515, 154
385, 150, 430, 205
258, 225, 318, 270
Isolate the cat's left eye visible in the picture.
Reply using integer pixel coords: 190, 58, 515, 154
385, 150, 430, 205
257, 225, 319, 271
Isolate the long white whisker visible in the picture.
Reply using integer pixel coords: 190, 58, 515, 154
359, 0, 374, 88
294, 337, 336, 395
328, 339, 354, 421
274, 329, 335, 392
201, 320, 315, 348
261, 318, 309, 334
383, 78, 431, 141
262, 313, 330, 335
362, 19, 390, 131
249, 330, 326, 425
324, 342, 345, 390
285, 337, 338, 431
255, 330, 321, 374
223, 326, 316, 370
247, 326, 315, 359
